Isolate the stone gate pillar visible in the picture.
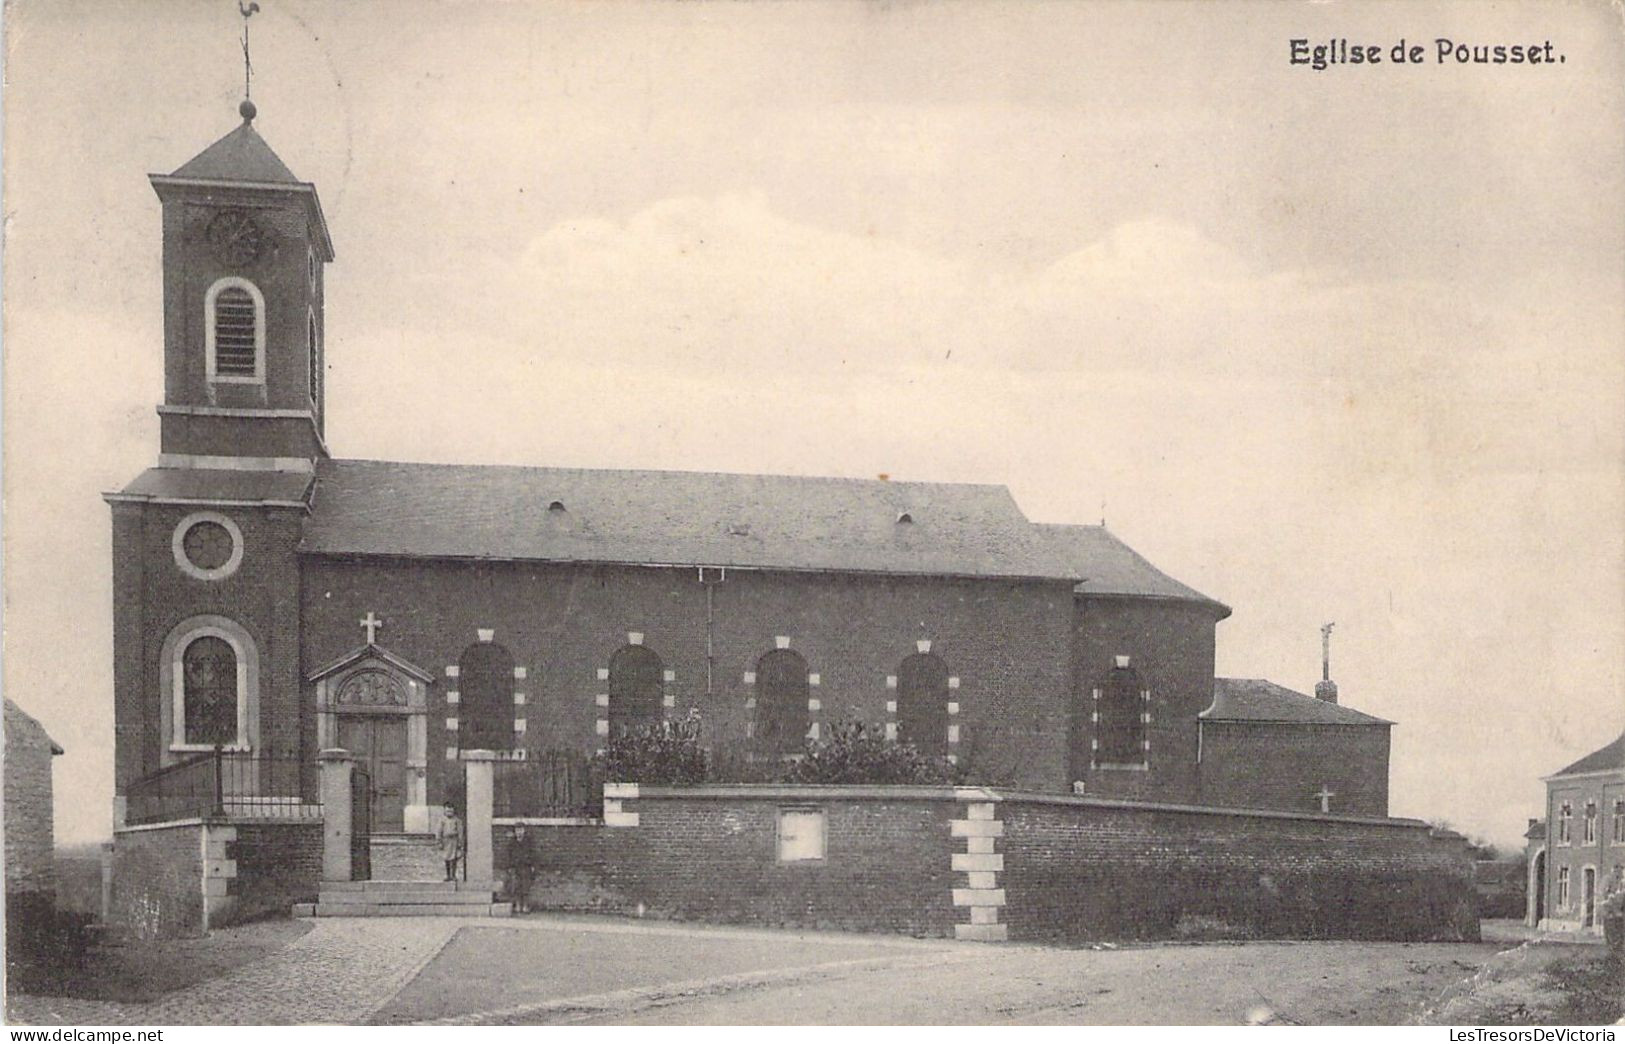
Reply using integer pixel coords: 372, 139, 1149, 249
461, 750, 496, 884
318, 748, 355, 883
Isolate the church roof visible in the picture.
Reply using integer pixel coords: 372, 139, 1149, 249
1037, 523, 1229, 615
108, 467, 314, 507
300, 458, 1086, 580
1203, 678, 1393, 726
1547, 732, 1625, 779
169, 118, 302, 184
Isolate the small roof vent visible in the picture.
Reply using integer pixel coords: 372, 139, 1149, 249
547, 500, 567, 513
726, 522, 751, 537
896, 512, 914, 525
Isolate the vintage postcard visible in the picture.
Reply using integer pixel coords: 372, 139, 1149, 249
3, 0, 1621, 1029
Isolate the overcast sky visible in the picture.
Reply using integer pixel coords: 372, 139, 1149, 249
5, 0, 1621, 847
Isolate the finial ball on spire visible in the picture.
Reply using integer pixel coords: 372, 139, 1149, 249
239, 99, 257, 122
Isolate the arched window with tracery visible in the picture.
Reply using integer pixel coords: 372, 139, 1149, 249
1095, 663, 1147, 766
205, 277, 265, 382
755, 649, 810, 754
896, 653, 949, 755
609, 645, 664, 736
459, 642, 516, 750
182, 635, 239, 746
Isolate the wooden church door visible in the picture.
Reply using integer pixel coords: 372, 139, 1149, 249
338, 716, 407, 832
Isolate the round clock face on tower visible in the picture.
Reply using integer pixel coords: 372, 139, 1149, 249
206, 208, 264, 266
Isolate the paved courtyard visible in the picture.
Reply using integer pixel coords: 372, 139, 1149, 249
9, 914, 1508, 1026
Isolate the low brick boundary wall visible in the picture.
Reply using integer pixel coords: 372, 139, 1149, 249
109, 818, 322, 938
498, 784, 1477, 944
998, 794, 1479, 942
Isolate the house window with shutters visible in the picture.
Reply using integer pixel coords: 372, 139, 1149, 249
458, 642, 516, 751
755, 649, 810, 754
896, 652, 949, 756
608, 644, 664, 736
205, 277, 265, 383
1094, 662, 1148, 768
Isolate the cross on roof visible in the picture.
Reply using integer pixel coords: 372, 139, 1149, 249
1314, 784, 1336, 813
360, 612, 383, 645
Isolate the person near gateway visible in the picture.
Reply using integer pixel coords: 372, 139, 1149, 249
437, 802, 465, 882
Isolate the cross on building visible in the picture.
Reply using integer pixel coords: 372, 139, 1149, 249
360, 612, 383, 644
1314, 784, 1336, 813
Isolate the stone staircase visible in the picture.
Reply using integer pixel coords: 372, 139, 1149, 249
295, 878, 511, 918
294, 834, 511, 918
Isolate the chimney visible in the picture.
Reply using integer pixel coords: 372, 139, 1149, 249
1316, 622, 1339, 703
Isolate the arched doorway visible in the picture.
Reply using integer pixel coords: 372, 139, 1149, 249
1528, 848, 1546, 927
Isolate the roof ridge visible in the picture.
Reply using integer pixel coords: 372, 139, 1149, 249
322, 456, 1015, 492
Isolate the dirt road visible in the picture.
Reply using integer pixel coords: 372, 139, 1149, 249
374, 918, 1502, 1025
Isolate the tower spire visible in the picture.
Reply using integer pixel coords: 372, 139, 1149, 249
239, 2, 261, 108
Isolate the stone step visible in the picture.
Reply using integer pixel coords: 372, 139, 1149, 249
296, 902, 512, 918
367, 834, 446, 881
320, 878, 498, 893
318, 888, 493, 906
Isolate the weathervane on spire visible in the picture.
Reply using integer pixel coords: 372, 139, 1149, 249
239, 2, 261, 105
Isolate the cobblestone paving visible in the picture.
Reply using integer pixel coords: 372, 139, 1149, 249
8, 918, 463, 1026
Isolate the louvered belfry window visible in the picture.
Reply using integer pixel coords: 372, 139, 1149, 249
213, 287, 259, 376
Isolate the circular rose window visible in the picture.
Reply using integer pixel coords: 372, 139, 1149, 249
172, 512, 244, 581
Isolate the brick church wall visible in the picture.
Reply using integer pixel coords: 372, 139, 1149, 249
1198, 722, 1391, 816
300, 558, 1077, 801
1068, 597, 1220, 803
112, 500, 307, 794
999, 795, 1478, 942
495, 785, 1477, 943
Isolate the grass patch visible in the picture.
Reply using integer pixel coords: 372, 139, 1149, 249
1541, 951, 1624, 1025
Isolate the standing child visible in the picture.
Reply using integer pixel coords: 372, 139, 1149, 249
508, 823, 538, 913
437, 802, 465, 882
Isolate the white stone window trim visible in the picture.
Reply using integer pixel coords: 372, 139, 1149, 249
171, 510, 245, 582
1089, 683, 1152, 771
167, 618, 255, 754
204, 276, 267, 384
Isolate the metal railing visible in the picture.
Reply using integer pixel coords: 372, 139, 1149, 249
493, 750, 603, 819
124, 748, 319, 826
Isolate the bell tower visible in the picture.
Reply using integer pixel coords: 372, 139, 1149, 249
148, 98, 334, 471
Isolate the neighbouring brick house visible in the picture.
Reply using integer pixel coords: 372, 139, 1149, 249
103, 98, 1447, 940
1526, 731, 1625, 934
5, 700, 64, 952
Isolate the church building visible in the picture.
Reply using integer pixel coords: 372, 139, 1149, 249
106, 101, 1396, 843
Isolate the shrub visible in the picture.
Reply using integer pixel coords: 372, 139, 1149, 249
782, 722, 958, 785
593, 710, 708, 785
